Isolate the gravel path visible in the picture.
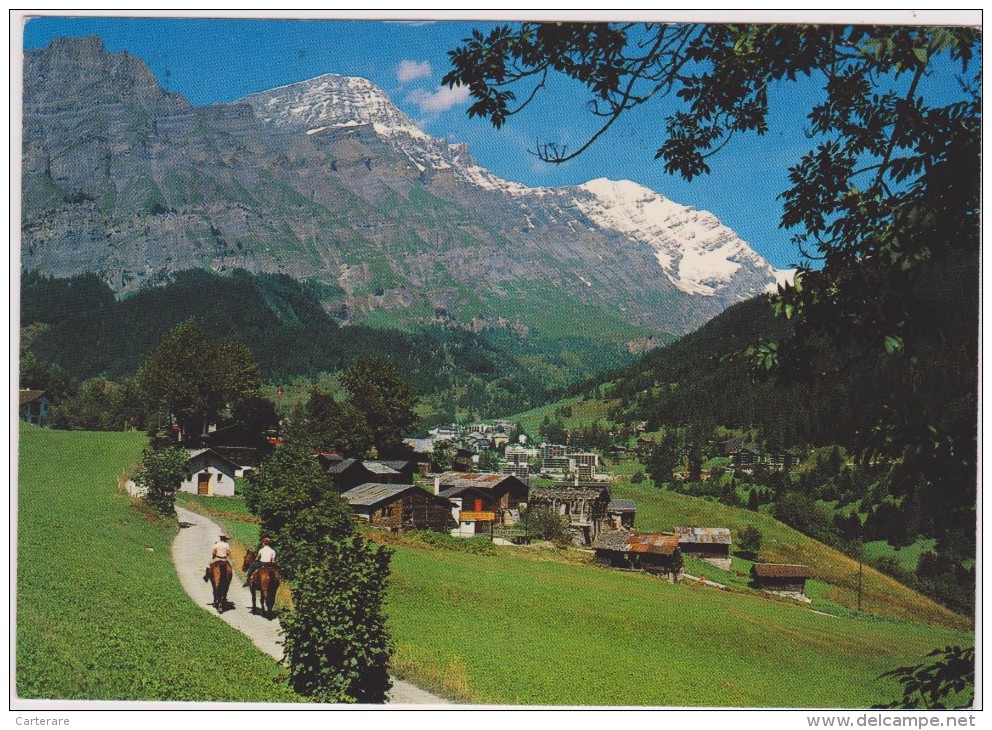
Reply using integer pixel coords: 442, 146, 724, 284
173, 506, 449, 705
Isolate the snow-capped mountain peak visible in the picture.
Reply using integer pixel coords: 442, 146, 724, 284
570, 178, 790, 297
238, 73, 789, 306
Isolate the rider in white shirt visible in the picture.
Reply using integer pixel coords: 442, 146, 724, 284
204, 534, 231, 582
245, 537, 276, 586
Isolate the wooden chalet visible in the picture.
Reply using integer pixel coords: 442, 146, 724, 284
371, 459, 419, 484
751, 563, 814, 596
323, 458, 400, 493
439, 485, 497, 537
341, 483, 456, 533
529, 484, 611, 545
675, 526, 732, 569
435, 472, 529, 527
592, 532, 683, 580
607, 498, 637, 530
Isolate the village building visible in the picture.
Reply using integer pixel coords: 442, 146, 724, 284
19, 389, 50, 426
717, 436, 745, 457
341, 483, 456, 533
180, 448, 240, 497
529, 484, 611, 545
503, 462, 530, 479
592, 532, 683, 581
435, 472, 529, 527
539, 442, 568, 460
505, 445, 539, 464
198, 423, 271, 475
372, 459, 420, 483
322, 457, 400, 493
731, 447, 767, 471
674, 527, 733, 570
769, 448, 806, 471
750, 563, 814, 598
607, 498, 637, 530
438, 485, 499, 537
541, 455, 572, 474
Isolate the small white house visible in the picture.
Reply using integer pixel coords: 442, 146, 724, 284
181, 448, 240, 497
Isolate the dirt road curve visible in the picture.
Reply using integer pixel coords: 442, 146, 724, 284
172, 506, 449, 705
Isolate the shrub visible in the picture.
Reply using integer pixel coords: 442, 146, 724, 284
408, 531, 496, 555
242, 446, 354, 578
281, 536, 393, 703
522, 506, 573, 544
737, 525, 763, 558
133, 447, 186, 516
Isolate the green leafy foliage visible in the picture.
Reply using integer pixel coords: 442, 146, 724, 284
520, 505, 573, 544
874, 646, 974, 709
737, 525, 763, 558
137, 319, 260, 440
48, 377, 147, 431
340, 357, 419, 452
284, 389, 373, 457
241, 445, 353, 579
133, 447, 187, 516
281, 536, 393, 704
242, 445, 394, 703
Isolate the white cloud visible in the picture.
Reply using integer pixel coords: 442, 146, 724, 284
406, 84, 470, 114
396, 59, 432, 84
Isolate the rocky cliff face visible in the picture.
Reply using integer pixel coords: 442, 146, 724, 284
21, 36, 789, 338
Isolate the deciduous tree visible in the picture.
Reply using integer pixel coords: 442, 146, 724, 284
137, 320, 261, 440
340, 357, 419, 452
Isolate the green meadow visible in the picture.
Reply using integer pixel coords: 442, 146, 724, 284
23, 425, 970, 706
15, 425, 301, 702
608, 471, 969, 631
380, 539, 970, 706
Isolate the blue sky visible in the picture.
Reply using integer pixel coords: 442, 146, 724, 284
20, 15, 975, 270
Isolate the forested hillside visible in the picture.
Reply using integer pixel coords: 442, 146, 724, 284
20, 269, 639, 420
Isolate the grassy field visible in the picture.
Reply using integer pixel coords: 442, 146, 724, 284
508, 394, 621, 435
378, 536, 971, 706
15, 425, 302, 702
864, 539, 938, 573
606, 462, 969, 631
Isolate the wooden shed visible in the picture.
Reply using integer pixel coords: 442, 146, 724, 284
530, 485, 611, 545
340, 483, 456, 533
751, 563, 814, 596
593, 532, 683, 580
675, 526, 733, 570
607, 498, 637, 530
324, 458, 400, 493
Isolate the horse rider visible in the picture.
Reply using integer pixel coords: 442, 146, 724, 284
244, 536, 276, 586
203, 533, 232, 582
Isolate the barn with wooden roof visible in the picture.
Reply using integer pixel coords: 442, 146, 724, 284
529, 485, 611, 545
607, 498, 637, 530
751, 563, 815, 596
592, 532, 683, 580
675, 526, 733, 569
340, 483, 455, 533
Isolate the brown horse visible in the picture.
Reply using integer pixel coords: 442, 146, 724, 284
243, 550, 279, 618
207, 560, 233, 613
